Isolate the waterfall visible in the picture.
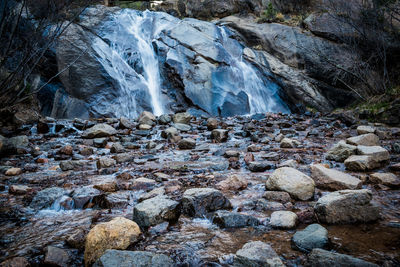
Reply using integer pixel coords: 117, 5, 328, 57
91, 9, 289, 118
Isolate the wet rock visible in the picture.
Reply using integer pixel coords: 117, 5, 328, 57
344, 155, 380, 171
314, 189, 380, 224
356, 145, 390, 162
178, 138, 196, 149
369, 173, 400, 188
265, 167, 315, 200
173, 123, 191, 132
280, 138, 300, 148
389, 162, 400, 171
1, 135, 29, 155
158, 114, 171, 125
393, 142, 400, 154
72, 186, 102, 209
132, 195, 180, 228
235, 241, 284, 267
248, 161, 274, 172
93, 250, 174, 267
94, 138, 108, 148
138, 111, 156, 126
119, 117, 134, 129
0, 257, 29, 267
113, 153, 134, 164
357, 125, 376, 135
97, 157, 116, 169
67, 228, 88, 250
247, 144, 261, 152
211, 129, 229, 143
326, 141, 357, 162
9, 185, 31, 195
110, 143, 125, 153
269, 211, 297, 229
216, 175, 248, 191
262, 152, 280, 161
60, 160, 85, 171
224, 150, 240, 158
173, 112, 192, 124
130, 178, 157, 191
138, 187, 165, 202
207, 118, 219, 130
80, 146, 94, 156
84, 217, 141, 266
138, 124, 152, 130
82, 124, 117, 139
307, 248, 379, 267
255, 199, 285, 211
292, 224, 329, 252
263, 191, 292, 203
161, 127, 181, 142
94, 179, 118, 192
212, 210, 259, 228
44, 246, 71, 267
5, 167, 22, 176
58, 145, 73, 155
310, 164, 362, 190
346, 133, 379, 146
182, 188, 231, 217
30, 187, 67, 210
0, 135, 4, 153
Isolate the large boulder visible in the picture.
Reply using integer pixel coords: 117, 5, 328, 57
325, 140, 357, 162
356, 145, 390, 162
93, 250, 174, 267
132, 195, 180, 228
235, 241, 285, 267
84, 217, 141, 266
265, 167, 315, 200
182, 188, 231, 217
314, 189, 380, 224
307, 248, 379, 267
310, 164, 362, 190
82, 124, 117, 139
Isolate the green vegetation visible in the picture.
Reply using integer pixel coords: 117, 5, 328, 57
113, 1, 149, 10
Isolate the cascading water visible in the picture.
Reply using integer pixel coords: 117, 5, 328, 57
91, 9, 289, 117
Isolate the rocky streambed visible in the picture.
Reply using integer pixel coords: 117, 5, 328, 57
0, 112, 400, 266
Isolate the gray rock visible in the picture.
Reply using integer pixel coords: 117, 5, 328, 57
356, 145, 390, 162
344, 155, 380, 171
82, 124, 117, 139
235, 241, 285, 267
314, 189, 380, 224
346, 133, 379, 146
292, 224, 328, 252
307, 248, 379, 267
356, 125, 376, 135
138, 111, 156, 126
326, 141, 357, 162
280, 138, 300, 148
173, 123, 191, 132
310, 164, 362, 190
266, 167, 315, 200
59, 160, 85, 171
1, 135, 29, 155
178, 138, 196, 149
207, 118, 219, 130
212, 210, 259, 228
110, 143, 125, 153
119, 117, 134, 129
263, 191, 292, 203
132, 195, 180, 227
113, 153, 134, 164
269, 211, 297, 229
44, 246, 71, 267
173, 112, 192, 124
211, 129, 229, 143
248, 161, 274, 172
182, 188, 231, 217
30, 187, 67, 210
94, 138, 108, 148
72, 186, 102, 209
158, 114, 171, 124
93, 249, 174, 267
369, 172, 400, 188
97, 157, 116, 169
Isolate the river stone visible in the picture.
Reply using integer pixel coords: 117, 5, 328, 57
263, 191, 292, 203
84, 217, 141, 266
310, 164, 362, 190
60, 160, 85, 171
178, 138, 196, 149
314, 189, 380, 224
211, 129, 229, 143
307, 248, 379, 267
72, 186, 102, 209
369, 172, 400, 187
216, 175, 248, 191
119, 117, 134, 129
93, 250, 174, 267
44, 246, 71, 267
292, 224, 328, 252
266, 167, 315, 200
182, 188, 231, 217
248, 161, 274, 172
0, 257, 30, 267
173, 112, 192, 124
356, 145, 390, 162
110, 143, 125, 153
132, 195, 180, 227
161, 127, 180, 142
94, 138, 108, 148
235, 241, 285, 267
30, 187, 67, 210
1, 135, 29, 155
97, 157, 116, 169
173, 123, 191, 132
356, 125, 376, 135
82, 124, 117, 139
158, 114, 171, 124
212, 210, 259, 228
346, 133, 379, 146
344, 155, 380, 171
138, 111, 156, 126
207, 117, 219, 130
326, 141, 357, 162
269, 211, 297, 229
280, 138, 300, 148
5, 167, 22, 176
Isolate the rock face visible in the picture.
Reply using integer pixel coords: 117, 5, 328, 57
84, 217, 141, 266
314, 189, 380, 224
235, 241, 285, 267
292, 224, 329, 252
307, 248, 379, 267
266, 167, 315, 200
326, 140, 357, 162
310, 164, 362, 190
93, 250, 174, 267
132, 195, 180, 228
82, 124, 117, 139
182, 188, 231, 217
